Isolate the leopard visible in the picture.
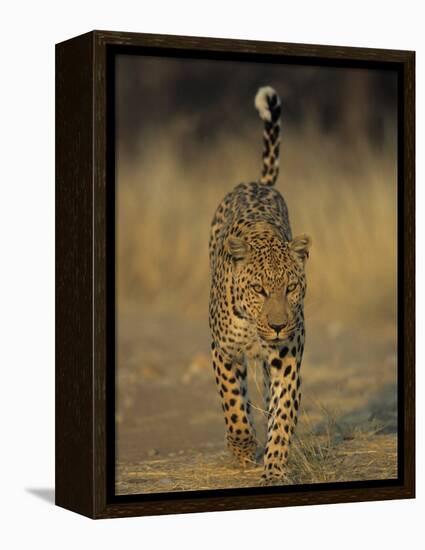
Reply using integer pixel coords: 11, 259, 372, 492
209, 86, 311, 485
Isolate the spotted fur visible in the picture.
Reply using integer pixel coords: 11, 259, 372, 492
255, 86, 281, 186
209, 87, 311, 485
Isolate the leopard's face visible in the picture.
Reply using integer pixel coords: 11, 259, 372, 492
227, 231, 311, 343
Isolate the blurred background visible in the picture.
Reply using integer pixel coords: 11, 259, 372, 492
115, 54, 398, 494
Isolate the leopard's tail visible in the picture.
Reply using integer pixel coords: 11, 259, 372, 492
254, 86, 281, 186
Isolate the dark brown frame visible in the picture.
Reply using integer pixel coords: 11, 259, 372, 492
56, 30, 415, 519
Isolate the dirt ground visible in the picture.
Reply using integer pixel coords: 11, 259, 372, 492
115, 308, 397, 495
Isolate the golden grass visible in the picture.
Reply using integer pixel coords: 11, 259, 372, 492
115, 344, 398, 494
115, 406, 397, 495
117, 123, 397, 324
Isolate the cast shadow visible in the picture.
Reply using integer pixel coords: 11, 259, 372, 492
313, 382, 398, 437
26, 488, 55, 504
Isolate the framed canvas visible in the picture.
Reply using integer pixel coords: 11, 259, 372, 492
55, 30, 415, 519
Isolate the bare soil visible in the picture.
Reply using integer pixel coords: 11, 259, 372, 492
116, 308, 397, 495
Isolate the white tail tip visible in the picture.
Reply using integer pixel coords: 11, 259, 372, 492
254, 86, 280, 122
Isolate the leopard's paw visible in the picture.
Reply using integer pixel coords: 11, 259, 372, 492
260, 467, 290, 486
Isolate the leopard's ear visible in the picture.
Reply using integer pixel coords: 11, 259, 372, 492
225, 235, 251, 261
289, 234, 311, 264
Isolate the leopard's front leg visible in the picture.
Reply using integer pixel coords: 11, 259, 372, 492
261, 338, 303, 485
211, 343, 258, 467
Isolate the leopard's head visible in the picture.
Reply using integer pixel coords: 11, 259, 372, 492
226, 224, 311, 342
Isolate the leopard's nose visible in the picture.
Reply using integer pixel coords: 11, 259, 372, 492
269, 323, 286, 334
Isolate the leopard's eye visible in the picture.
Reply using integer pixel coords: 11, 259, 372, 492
252, 283, 266, 295
287, 283, 297, 293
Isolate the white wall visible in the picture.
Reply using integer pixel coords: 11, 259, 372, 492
0, 1, 422, 548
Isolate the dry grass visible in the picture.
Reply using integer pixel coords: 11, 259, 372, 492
116, 406, 397, 495
115, 326, 397, 495
117, 123, 397, 324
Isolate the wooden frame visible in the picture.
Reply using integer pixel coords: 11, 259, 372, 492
55, 30, 415, 519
